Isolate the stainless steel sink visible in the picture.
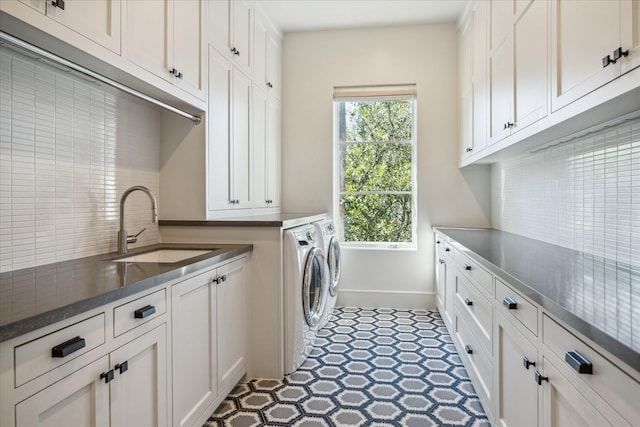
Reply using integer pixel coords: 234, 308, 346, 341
109, 249, 214, 263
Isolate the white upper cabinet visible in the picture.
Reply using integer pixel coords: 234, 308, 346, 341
459, 1, 489, 163
209, 0, 253, 75
489, 0, 547, 144
550, 0, 637, 111
208, 47, 252, 213
16, 0, 121, 54
254, 11, 282, 97
125, 0, 205, 99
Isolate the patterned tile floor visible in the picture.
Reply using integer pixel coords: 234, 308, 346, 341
205, 307, 490, 426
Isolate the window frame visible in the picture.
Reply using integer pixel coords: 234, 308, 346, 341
333, 94, 418, 250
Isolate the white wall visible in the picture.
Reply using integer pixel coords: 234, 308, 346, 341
0, 47, 161, 272
281, 24, 491, 309
492, 115, 640, 267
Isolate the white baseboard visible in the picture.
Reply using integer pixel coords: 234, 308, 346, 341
336, 289, 437, 310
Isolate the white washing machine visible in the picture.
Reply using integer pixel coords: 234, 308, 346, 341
313, 218, 342, 330
283, 224, 329, 374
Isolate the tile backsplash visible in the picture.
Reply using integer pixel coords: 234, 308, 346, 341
0, 47, 161, 273
492, 114, 640, 267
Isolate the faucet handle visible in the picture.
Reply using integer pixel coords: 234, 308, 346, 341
127, 227, 146, 244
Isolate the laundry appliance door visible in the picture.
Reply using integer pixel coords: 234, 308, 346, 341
327, 237, 342, 296
302, 247, 329, 327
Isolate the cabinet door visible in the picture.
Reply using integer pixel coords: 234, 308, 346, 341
550, 0, 622, 111
110, 325, 168, 427
435, 256, 446, 312
217, 258, 248, 390
232, 0, 252, 74
126, 0, 171, 82
172, 271, 218, 427
44, 0, 121, 54
254, 14, 268, 91
209, 0, 231, 51
266, 32, 281, 96
173, 0, 204, 99
252, 86, 268, 208
494, 312, 538, 427
459, 15, 474, 160
620, 0, 640, 74
232, 70, 252, 209
443, 257, 456, 328
513, 0, 547, 131
208, 48, 233, 211
472, 0, 488, 155
266, 97, 281, 207
15, 356, 110, 427
489, 35, 513, 144
540, 357, 630, 427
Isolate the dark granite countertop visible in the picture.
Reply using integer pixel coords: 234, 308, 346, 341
0, 243, 252, 343
159, 212, 327, 229
434, 227, 639, 372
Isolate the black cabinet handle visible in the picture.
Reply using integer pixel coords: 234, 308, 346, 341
466, 147, 473, 152
436, 240, 441, 244
212, 276, 220, 285
445, 248, 451, 252
613, 47, 629, 61
52, 336, 86, 358
134, 305, 156, 319
535, 370, 548, 385
503, 297, 518, 310
602, 54, 616, 67
100, 369, 115, 383
464, 298, 473, 306
464, 264, 472, 271
565, 350, 592, 374
115, 361, 128, 375
51, 0, 65, 9
465, 344, 473, 354
523, 356, 536, 370
438, 258, 445, 264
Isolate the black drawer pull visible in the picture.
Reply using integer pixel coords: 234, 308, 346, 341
100, 369, 114, 383
465, 344, 473, 354
565, 350, 592, 374
134, 305, 156, 319
523, 356, 536, 370
464, 298, 473, 306
51, 336, 86, 358
464, 264, 472, 271
445, 248, 451, 252
503, 297, 518, 310
535, 370, 548, 385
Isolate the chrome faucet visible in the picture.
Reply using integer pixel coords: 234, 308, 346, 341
118, 186, 159, 254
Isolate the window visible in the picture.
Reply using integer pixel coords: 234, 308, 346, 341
334, 85, 417, 248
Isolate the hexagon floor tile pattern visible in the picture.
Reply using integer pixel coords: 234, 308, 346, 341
205, 308, 490, 426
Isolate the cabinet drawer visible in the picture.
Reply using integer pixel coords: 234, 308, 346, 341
495, 277, 538, 336
14, 313, 105, 387
454, 249, 493, 295
114, 289, 166, 337
454, 313, 492, 411
542, 314, 640, 425
455, 273, 492, 355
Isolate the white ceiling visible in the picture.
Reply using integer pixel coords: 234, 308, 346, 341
258, 0, 469, 33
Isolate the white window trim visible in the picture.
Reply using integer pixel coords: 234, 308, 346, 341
333, 92, 418, 250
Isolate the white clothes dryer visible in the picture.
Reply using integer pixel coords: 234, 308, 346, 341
313, 218, 342, 330
283, 224, 329, 374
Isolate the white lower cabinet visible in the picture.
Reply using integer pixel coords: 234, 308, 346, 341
171, 256, 248, 427
434, 231, 640, 427
15, 324, 167, 427
216, 258, 248, 390
1, 255, 249, 427
15, 355, 110, 427
171, 270, 218, 427
494, 311, 538, 427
